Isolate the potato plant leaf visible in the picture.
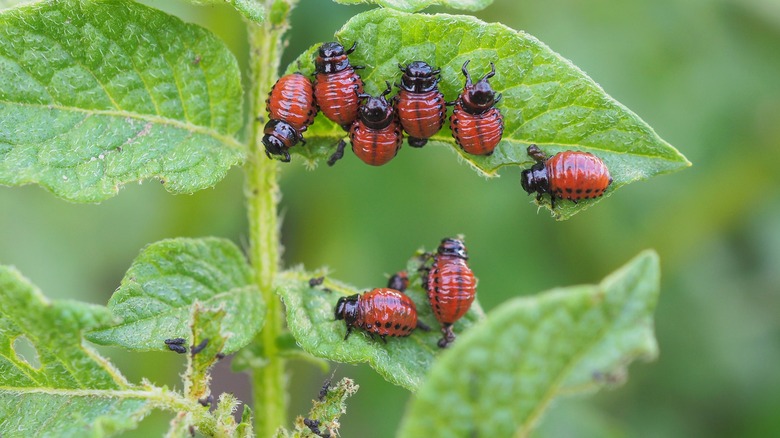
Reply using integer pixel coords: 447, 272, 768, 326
275, 377, 359, 438
185, 0, 265, 23
332, 0, 492, 13
0, 0, 35, 9
287, 9, 689, 219
0, 266, 152, 436
397, 250, 661, 437
0, 0, 244, 203
86, 238, 264, 354
277, 265, 485, 391
183, 303, 226, 402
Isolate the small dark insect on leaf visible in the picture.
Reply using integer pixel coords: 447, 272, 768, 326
167, 344, 187, 354
189, 425, 195, 437
318, 378, 331, 401
309, 276, 325, 287
198, 394, 213, 407
303, 418, 330, 438
191, 338, 210, 355
321, 287, 333, 294
165, 338, 187, 353
216, 352, 226, 360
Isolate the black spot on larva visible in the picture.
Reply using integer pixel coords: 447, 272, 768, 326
575, 188, 582, 194
394, 323, 401, 330
385, 322, 392, 329
585, 188, 592, 193
402, 326, 409, 331
375, 321, 381, 327
565, 187, 573, 194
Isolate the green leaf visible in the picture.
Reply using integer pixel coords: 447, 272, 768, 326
0, 0, 36, 10
185, 0, 265, 23
397, 250, 661, 437
332, 0, 492, 13
86, 238, 264, 354
0, 265, 152, 436
237, 405, 255, 438
268, 0, 293, 26
183, 303, 226, 401
277, 265, 485, 391
0, 0, 244, 203
288, 9, 689, 219
276, 377, 359, 438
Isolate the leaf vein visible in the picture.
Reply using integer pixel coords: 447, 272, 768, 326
1, 100, 244, 151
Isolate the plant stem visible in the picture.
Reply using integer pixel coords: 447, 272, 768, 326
245, 1, 292, 435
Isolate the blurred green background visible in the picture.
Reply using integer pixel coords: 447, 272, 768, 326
2, 0, 780, 436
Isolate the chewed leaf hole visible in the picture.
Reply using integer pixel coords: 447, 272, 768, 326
13, 336, 41, 369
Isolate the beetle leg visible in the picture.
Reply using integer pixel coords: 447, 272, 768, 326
419, 266, 430, 292
327, 139, 347, 167
416, 320, 431, 332
437, 324, 456, 348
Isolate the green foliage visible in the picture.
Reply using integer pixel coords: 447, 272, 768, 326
332, 0, 492, 13
237, 405, 255, 438
268, 0, 293, 26
87, 238, 264, 354
0, 0, 244, 203
183, 304, 226, 402
277, 261, 485, 391
398, 250, 660, 437
185, 0, 266, 23
0, 0, 681, 436
289, 9, 689, 219
0, 0, 35, 9
0, 266, 152, 436
275, 378, 359, 438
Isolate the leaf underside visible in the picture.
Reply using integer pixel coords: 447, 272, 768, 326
332, 0, 493, 13
0, 266, 151, 436
397, 250, 661, 437
86, 238, 265, 355
286, 9, 689, 219
0, 0, 244, 203
277, 264, 485, 391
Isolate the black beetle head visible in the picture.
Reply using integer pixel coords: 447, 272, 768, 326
399, 61, 440, 93
520, 162, 549, 195
460, 61, 500, 113
438, 238, 468, 260
262, 120, 298, 162
335, 294, 360, 324
357, 82, 394, 129
318, 42, 345, 58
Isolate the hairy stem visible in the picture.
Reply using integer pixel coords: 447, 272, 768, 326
245, 1, 294, 435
